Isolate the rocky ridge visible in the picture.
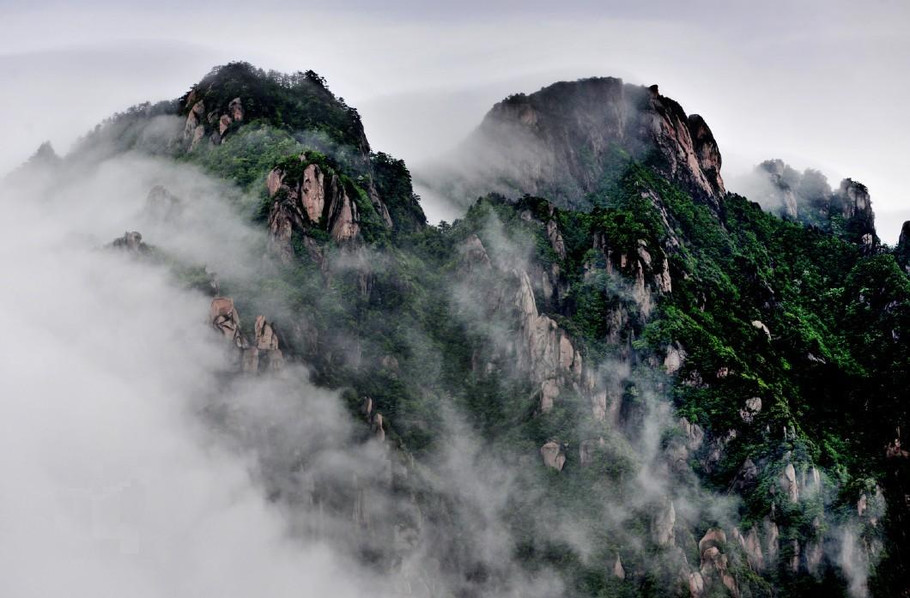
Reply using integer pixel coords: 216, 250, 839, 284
753, 159, 879, 248
65, 63, 910, 597
431, 78, 725, 212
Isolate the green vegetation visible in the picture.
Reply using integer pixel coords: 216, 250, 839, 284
84, 63, 910, 597
184, 61, 369, 155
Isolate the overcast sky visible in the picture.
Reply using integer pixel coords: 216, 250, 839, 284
1, 0, 908, 241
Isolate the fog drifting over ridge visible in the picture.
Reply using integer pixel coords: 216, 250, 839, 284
0, 47, 890, 598
0, 154, 401, 597
1, 0, 908, 240
0, 143, 577, 596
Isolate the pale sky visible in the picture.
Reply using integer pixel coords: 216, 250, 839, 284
1, 0, 908, 241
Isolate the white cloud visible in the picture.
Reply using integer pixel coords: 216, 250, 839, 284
1, 2, 908, 242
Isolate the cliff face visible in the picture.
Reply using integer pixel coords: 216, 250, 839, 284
39, 64, 910, 598
174, 63, 426, 243
896, 222, 910, 273
431, 78, 725, 211
179, 62, 371, 157
210, 297, 285, 374
752, 159, 879, 248
267, 160, 363, 259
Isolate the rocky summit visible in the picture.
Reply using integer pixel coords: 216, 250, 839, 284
15, 61, 910, 598
426, 78, 725, 212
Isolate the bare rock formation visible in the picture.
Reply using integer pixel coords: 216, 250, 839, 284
254, 315, 285, 372
266, 161, 365, 262
664, 343, 686, 374
652, 499, 676, 546
110, 231, 148, 254
183, 100, 205, 144
612, 554, 625, 580
209, 298, 284, 374
697, 528, 738, 597
595, 233, 672, 318
779, 463, 800, 503
441, 77, 726, 212
540, 441, 567, 471
210, 297, 245, 348
228, 97, 244, 122
739, 397, 762, 423
752, 160, 879, 247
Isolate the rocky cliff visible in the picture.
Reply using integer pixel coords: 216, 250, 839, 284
428, 78, 725, 212
179, 62, 371, 157
896, 221, 910, 273
39, 63, 910, 598
267, 159, 364, 258
752, 159, 879, 248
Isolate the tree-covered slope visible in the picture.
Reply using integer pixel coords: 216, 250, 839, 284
29, 64, 910, 598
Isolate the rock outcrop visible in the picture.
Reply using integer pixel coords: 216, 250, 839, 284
360, 397, 388, 445
183, 100, 205, 145
210, 297, 245, 348
751, 320, 771, 341
834, 178, 878, 248
228, 97, 244, 122
739, 397, 762, 423
110, 231, 148, 254
664, 344, 686, 374
540, 441, 567, 471
515, 270, 584, 412
652, 499, 676, 546
733, 527, 765, 571
432, 77, 726, 211
697, 528, 738, 597
896, 221, 910, 274
779, 463, 800, 503
764, 518, 780, 564
267, 160, 363, 261
209, 297, 284, 374
254, 315, 285, 372
612, 554, 625, 580
595, 233, 672, 319
752, 160, 879, 247
455, 222, 657, 432
646, 87, 725, 208
182, 94, 245, 149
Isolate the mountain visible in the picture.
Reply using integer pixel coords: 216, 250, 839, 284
12, 62, 910, 598
746, 159, 878, 248
423, 78, 724, 212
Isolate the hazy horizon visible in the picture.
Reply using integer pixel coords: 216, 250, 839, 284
2, 1, 908, 240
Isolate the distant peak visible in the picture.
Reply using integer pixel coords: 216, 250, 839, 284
750, 159, 878, 248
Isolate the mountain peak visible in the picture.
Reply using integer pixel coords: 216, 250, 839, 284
428, 77, 725, 212
750, 159, 878, 248
180, 61, 370, 155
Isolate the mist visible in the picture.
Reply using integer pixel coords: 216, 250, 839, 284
0, 4, 903, 594
0, 138, 581, 597
1, 1, 908, 239
0, 158, 398, 596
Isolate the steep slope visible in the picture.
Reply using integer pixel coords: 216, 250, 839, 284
72, 61, 426, 239
19, 65, 910, 598
178, 61, 370, 155
226, 73, 910, 597
748, 159, 879, 249
425, 79, 725, 212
